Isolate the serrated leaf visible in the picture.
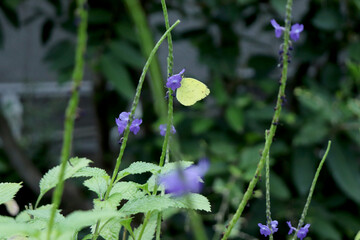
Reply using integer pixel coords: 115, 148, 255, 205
61, 210, 120, 233
38, 157, 92, 201
109, 181, 145, 200
73, 166, 109, 178
170, 193, 211, 212
27, 204, 64, 223
83, 176, 109, 198
94, 193, 123, 211
117, 162, 161, 181
134, 213, 157, 240
99, 218, 122, 240
0, 223, 39, 238
0, 182, 22, 205
0, 215, 15, 224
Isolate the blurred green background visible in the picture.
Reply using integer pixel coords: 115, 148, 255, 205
0, 0, 359, 239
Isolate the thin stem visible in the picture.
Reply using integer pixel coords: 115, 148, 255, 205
221, 0, 293, 239
136, 211, 152, 240
291, 141, 332, 240
265, 132, 273, 240
46, 0, 88, 239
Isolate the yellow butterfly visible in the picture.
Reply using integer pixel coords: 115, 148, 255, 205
176, 78, 210, 106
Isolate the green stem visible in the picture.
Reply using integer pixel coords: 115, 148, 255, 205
137, 211, 152, 240
156, 212, 162, 240
221, 0, 293, 239
124, 0, 167, 118
46, 0, 88, 239
265, 132, 273, 240
291, 141, 332, 240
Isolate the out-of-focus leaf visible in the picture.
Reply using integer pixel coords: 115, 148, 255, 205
292, 147, 316, 195
191, 118, 214, 135
270, 0, 287, 17
248, 55, 277, 79
212, 77, 228, 105
312, 9, 342, 31
99, 55, 135, 100
239, 144, 262, 181
43, 40, 75, 70
225, 105, 244, 133
312, 217, 341, 240
88, 9, 112, 24
115, 22, 138, 44
41, 19, 54, 45
0, 20, 3, 48
327, 141, 360, 204
269, 171, 291, 200
347, 42, 360, 62
332, 212, 360, 238
109, 40, 144, 69
0, 1, 19, 27
293, 120, 328, 146
356, 231, 360, 240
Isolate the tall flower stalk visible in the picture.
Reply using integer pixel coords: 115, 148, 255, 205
46, 0, 88, 239
221, 0, 294, 239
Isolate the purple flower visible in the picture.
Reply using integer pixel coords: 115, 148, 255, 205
158, 158, 209, 196
271, 19, 285, 38
119, 112, 130, 122
159, 124, 176, 136
166, 69, 185, 91
290, 23, 304, 42
129, 118, 142, 135
116, 117, 127, 135
115, 112, 142, 136
258, 220, 278, 237
258, 223, 271, 237
287, 221, 310, 240
270, 19, 304, 42
297, 224, 310, 240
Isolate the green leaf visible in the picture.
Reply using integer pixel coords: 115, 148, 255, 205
109, 40, 145, 69
38, 157, 91, 201
293, 120, 328, 146
191, 118, 214, 135
292, 148, 316, 195
99, 218, 122, 240
99, 55, 135, 100
225, 105, 244, 133
117, 162, 161, 181
312, 9, 342, 31
43, 40, 75, 71
94, 193, 123, 211
0, 182, 22, 205
134, 213, 157, 240
269, 172, 291, 200
61, 210, 120, 231
312, 217, 341, 240
73, 166, 109, 178
83, 176, 109, 198
109, 181, 145, 200
0, 223, 39, 238
0, 215, 15, 224
27, 204, 64, 224
356, 231, 360, 240
327, 142, 360, 204
120, 194, 211, 215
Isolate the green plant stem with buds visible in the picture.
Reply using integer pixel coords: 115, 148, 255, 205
90, 20, 180, 240
220, 0, 293, 239
265, 132, 273, 240
46, 0, 88, 239
291, 141, 332, 240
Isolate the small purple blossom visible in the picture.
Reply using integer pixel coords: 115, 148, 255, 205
271, 19, 285, 38
158, 158, 209, 196
166, 69, 185, 91
270, 19, 304, 42
258, 223, 271, 237
159, 124, 176, 136
115, 112, 142, 136
258, 220, 278, 237
290, 23, 304, 42
287, 221, 310, 240
129, 118, 142, 135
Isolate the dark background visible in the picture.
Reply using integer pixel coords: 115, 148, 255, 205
0, 0, 359, 239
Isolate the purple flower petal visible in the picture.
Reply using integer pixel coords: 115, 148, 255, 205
158, 159, 209, 196
130, 118, 142, 135
297, 224, 310, 240
116, 118, 127, 135
290, 23, 304, 42
166, 69, 185, 91
287, 221, 296, 235
271, 220, 279, 233
159, 124, 176, 136
119, 112, 130, 122
270, 19, 285, 38
258, 223, 272, 237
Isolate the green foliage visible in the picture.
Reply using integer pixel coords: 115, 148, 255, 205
0, 182, 22, 205
134, 213, 158, 240
37, 157, 92, 205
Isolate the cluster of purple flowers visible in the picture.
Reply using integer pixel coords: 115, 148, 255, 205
258, 220, 310, 239
115, 112, 142, 135
159, 124, 176, 136
270, 19, 304, 42
166, 69, 185, 91
158, 158, 209, 196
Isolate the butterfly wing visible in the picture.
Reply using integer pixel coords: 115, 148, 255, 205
176, 78, 210, 106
